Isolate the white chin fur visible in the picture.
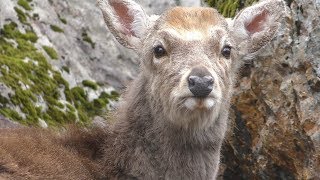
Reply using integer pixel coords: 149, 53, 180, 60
184, 98, 197, 110
184, 98, 216, 110
204, 98, 215, 109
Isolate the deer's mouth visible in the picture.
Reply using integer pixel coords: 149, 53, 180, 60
183, 96, 216, 111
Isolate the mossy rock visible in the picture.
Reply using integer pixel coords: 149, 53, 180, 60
0, 21, 118, 127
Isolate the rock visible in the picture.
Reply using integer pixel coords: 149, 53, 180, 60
0, 115, 21, 128
220, 0, 320, 179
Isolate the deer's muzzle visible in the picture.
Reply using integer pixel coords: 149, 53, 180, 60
187, 66, 214, 97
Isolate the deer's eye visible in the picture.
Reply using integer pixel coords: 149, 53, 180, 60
221, 45, 231, 59
154, 45, 167, 58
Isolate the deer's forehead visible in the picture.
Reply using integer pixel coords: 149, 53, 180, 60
158, 7, 228, 41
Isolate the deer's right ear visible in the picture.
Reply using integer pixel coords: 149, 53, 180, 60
98, 0, 154, 50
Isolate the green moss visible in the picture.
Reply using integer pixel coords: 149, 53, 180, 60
0, 95, 9, 105
82, 80, 98, 90
50, 25, 64, 33
32, 13, 39, 21
0, 19, 118, 127
0, 22, 69, 126
82, 31, 95, 48
93, 98, 107, 109
14, 7, 28, 24
62, 66, 70, 73
1, 22, 38, 43
66, 103, 75, 112
111, 91, 120, 98
205, 0, 257, 17
57, 14, 67, 24
18, 0, 32, 11
42, 46, 58, 60
0, 108, 23, 122
99, 91, 119, 101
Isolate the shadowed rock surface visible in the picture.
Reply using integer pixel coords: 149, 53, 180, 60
219, 0, 320, 179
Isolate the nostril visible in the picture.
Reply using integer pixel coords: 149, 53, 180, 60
188, 76, 197, 87
203, 76, 214, 85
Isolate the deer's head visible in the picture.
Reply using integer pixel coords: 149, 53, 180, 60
98, 0, 286, 129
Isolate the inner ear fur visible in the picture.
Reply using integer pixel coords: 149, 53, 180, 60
232, 0, 287, 55
98, 0, 150, 49
110, 1, 135, 36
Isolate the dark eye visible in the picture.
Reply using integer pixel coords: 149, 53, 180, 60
154, 45, 166, 58
221, 45, 231, 59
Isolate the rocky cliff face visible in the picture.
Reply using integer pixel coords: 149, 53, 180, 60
0, 0, 319, 179
220, 0, 320, 179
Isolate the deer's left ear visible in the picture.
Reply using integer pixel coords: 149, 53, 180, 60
231, 0, 287, 57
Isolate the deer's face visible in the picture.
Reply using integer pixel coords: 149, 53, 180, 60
140, 8, 236, 128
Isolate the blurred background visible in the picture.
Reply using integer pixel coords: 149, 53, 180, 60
0, 0, 319, 179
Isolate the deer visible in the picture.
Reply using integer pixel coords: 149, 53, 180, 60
0, 0, 286, 179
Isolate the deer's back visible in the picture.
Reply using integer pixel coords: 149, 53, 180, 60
0, 128, 106, 180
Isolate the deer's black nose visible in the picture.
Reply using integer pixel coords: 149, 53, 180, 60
188, 67, 214, 97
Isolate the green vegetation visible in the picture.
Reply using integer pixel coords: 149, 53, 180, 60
18, 0, 32, 11
58, 14, 67, 24
0, 21, 118, 127
50, 25, 64, 33
82, 31, 95, 48
205, 0, 257, 17
82, 80, 98, 90
32, 13, 39, 21
1, 22, 37, 43
43, 46, 58, 60
62, 66, 70, 73
14, 7, 28, 24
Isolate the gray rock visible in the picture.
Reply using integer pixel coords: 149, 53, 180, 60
0, 115, 21, 128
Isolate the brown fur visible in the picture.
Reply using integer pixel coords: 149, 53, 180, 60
164, 7, 221, 34
0, 127, 106, 179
